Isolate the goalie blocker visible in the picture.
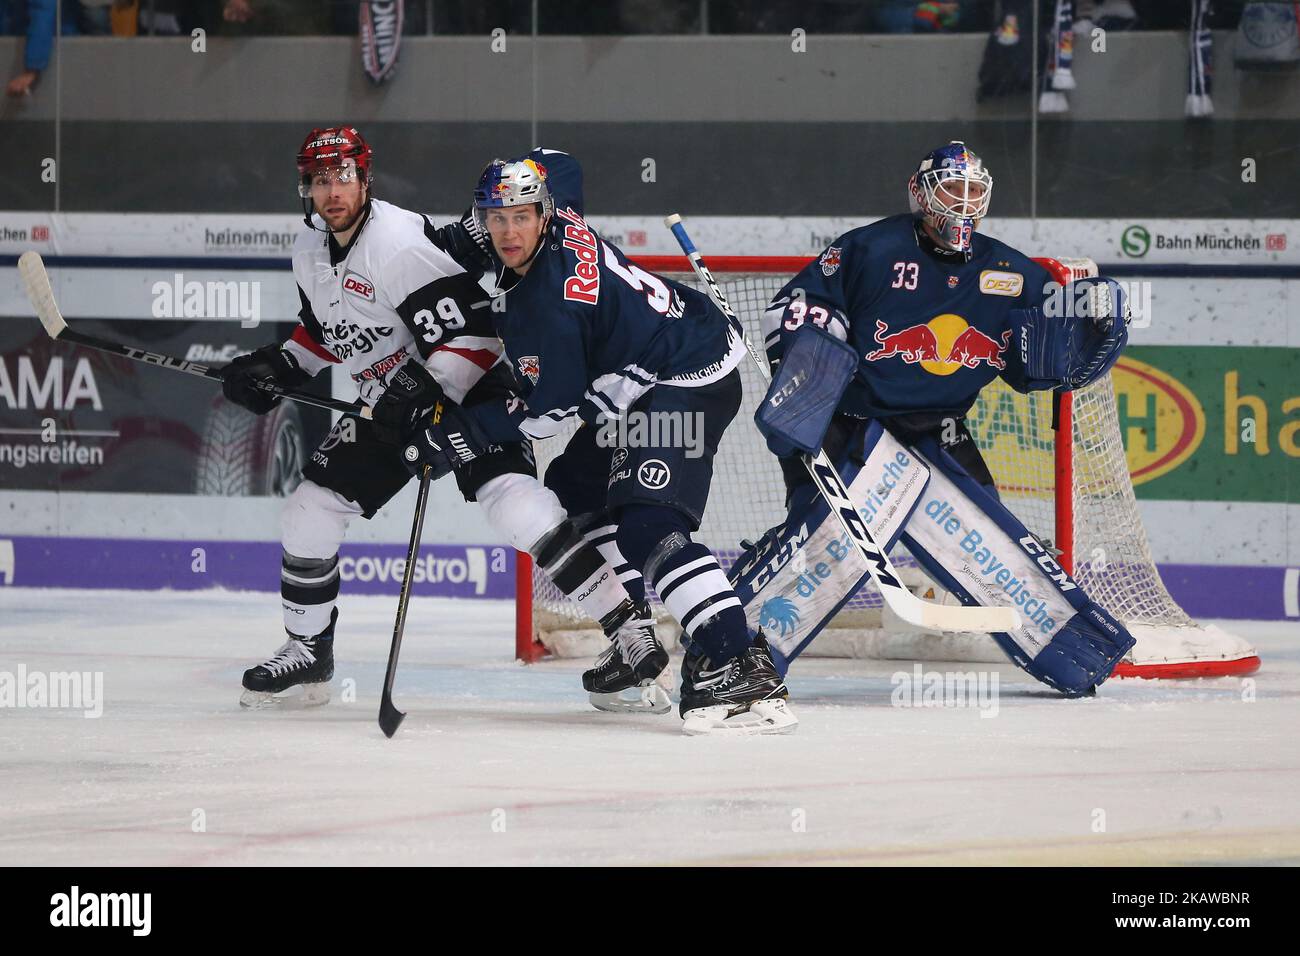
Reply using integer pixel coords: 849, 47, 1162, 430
730, 418, 1135, 696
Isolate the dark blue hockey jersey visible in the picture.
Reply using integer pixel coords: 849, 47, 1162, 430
763, 214, 1055, 420
474, 150, 746, 442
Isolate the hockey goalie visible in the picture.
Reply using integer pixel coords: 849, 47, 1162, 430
730, 141, 1137, 697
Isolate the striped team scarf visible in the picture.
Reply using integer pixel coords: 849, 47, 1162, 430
361, 0, 405, 85
1040, 0, 1075, 113
1187, 0, 1215, 117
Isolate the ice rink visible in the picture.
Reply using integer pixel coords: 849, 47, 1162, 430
2, 588, 1297, 866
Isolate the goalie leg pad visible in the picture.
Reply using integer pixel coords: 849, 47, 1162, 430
729, 419, 931, 668
899, 435, 1135, 695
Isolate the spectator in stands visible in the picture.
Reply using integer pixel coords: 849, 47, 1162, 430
2, 0, 112, 97
216, 0, 330, 35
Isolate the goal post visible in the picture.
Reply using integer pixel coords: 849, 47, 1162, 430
514, 255, 1260, 680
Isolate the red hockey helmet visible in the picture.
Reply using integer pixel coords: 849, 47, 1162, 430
296, 126, 373, 197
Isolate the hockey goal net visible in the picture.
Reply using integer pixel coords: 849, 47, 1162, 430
515, 255, 1259, 680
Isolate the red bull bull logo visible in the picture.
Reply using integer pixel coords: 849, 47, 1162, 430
945, 326, 1011, 371
865, 315, 1011, 374
866, 320, 940, 364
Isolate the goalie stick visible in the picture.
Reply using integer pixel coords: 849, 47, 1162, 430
378, 464, 434, 738
17, 251, 368, 419
663, 215, 1021, 635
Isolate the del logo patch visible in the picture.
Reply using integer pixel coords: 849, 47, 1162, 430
517, 355, 540, 385
979, 270, 1023, 297
819, 246, 842, 276
342, 271, 375, 301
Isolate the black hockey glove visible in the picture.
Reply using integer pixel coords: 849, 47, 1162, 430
221, 344, 310, 415
370, 359, 445, 446
425, 207, 497, 276
400, 397, 496, 478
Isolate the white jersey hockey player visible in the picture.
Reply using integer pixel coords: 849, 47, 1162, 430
220, 126, 667, 712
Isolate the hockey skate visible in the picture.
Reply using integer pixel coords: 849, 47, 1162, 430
679, 631, 797, 736
240, 610, 336, 709
582, 600, 671, 714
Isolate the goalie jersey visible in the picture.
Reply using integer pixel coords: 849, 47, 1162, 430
763, 214, 1054, 421
283, 199, 502, 407
478, 150, 747, 442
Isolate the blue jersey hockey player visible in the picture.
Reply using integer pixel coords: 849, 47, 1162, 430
734, 142, 1137, 696
403, 150, 797, 735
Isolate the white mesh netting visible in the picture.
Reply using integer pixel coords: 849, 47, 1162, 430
525, 260, 1257, 676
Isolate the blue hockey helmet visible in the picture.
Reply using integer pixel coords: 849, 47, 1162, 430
907, 141, 993, 256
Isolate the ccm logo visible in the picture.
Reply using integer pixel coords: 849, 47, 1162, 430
343, 273, 375, 300
1018, 534, 1078, 592
979, 270, 1024, 297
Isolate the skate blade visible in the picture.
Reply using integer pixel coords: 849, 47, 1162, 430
589, 683, 672, 715
239, 682, 331, 710
681, 698, 798, 736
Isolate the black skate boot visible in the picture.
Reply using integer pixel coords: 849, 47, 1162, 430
582, 599, 671, 714
240, 609, 337, 709
679, 630, 797, 735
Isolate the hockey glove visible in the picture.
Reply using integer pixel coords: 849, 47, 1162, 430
425, 207, 497, 276
221, 344, 310, 415
400, 397, 496, 478
370, 360, 446, 446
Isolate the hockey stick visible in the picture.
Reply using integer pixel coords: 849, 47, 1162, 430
17, 251, 368, 419
378, 464, 434, 738
663, 216, 1021, 634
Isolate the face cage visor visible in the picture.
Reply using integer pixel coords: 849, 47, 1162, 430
917, 167, 992, 252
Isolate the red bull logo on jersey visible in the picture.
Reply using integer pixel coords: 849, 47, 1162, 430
866, 314, 1011, 375
946, 326, 1011, 370
517, 354, 540, 385
556, 205, 599, 305
866, 320, 940, 364
819, 246, 842, 277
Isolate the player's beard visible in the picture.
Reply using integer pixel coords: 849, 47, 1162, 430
316, 192, 367, 234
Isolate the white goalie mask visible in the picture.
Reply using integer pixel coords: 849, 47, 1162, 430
907, 141, 993, 256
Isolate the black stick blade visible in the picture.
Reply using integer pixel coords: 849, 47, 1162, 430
379, 693, 406, 738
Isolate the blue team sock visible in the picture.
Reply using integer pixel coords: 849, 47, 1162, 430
618, 504, 751, 663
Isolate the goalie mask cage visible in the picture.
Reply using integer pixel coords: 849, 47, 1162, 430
515, 255, 1259, 680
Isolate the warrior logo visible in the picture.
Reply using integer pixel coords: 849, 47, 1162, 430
517, 355, 540, 385
819, 246, 842, 277
759, 596, 801, 639
637, 459, 671, 490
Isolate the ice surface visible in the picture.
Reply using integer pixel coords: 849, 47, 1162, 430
1, 588, 1297, 866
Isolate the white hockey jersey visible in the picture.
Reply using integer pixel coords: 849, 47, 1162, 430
282, 199, 502, 407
